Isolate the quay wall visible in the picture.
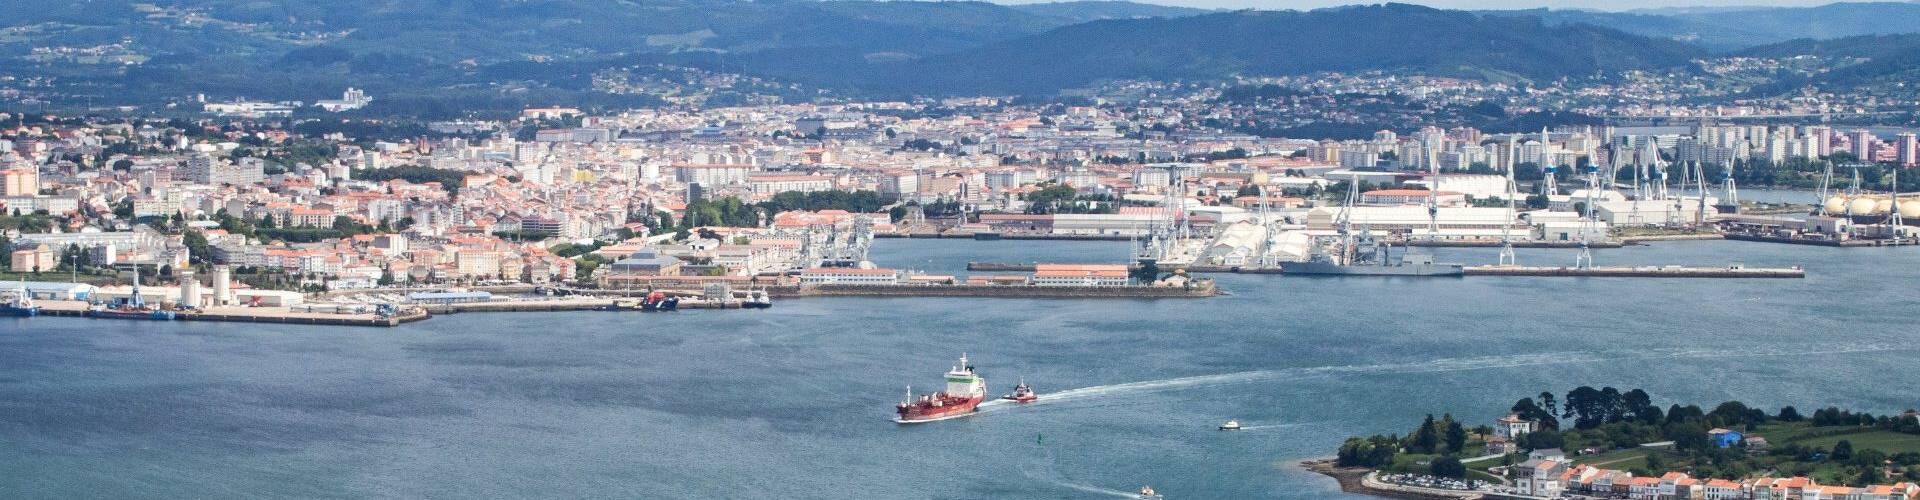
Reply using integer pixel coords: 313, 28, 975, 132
1463, 265, 1804, 278
793, 282, 1215, 298
1724, 233, 1918, 247
880, 232, 1133, 241
1404, 239, 1625, 248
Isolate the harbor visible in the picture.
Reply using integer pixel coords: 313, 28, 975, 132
5, 234, 1914, 499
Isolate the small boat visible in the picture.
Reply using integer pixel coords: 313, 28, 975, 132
1139, 485, 1161, 499
1219, 420, 1241, 430
741, 289, 773, 309
1001, 379, 1037, 403
638, 291, 679, 312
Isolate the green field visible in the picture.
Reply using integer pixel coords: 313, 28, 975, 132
1795, 431, 1920, 455
1574, 448, 1655, 468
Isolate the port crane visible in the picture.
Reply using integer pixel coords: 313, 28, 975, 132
1255, 184, 1284, 268
1693, 160, 1710, 228
1133, 164, 1193, 265
1891, 166, 1905, 242
1498, 146, 1519, 267
1537, 128, 1559, 197
1424, 144, 1440, 243
1576, 162, 1599, 270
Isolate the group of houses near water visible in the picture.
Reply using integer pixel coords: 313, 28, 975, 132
1491, 413, 1918, 500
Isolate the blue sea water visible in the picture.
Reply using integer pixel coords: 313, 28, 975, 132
2, 239, 1917, 499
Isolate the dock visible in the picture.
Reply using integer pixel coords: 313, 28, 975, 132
1462, 265, 1805, 278
422, 297, 770, 314
794, 282, 1216, 298
966, 262, 1038, 271
1723, 233, 1918, 247
880, 232, 1133, 241
32, 300, 430, 327
1403, 239, 1627, 248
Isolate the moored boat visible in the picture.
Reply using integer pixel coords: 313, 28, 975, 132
639, 291, 679, 311
894, 354, 987, 424
86, 270, 176, 321
3, 280, 38, 317
741, 289, 772, 309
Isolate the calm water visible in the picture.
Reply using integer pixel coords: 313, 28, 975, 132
3, 239, 1918, 499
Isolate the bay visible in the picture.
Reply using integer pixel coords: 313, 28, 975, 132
0, 239, 1915, 499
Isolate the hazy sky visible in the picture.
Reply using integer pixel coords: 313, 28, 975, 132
991, 0, 1876, 12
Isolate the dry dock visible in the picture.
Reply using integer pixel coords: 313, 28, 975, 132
1463, 265, 1805, 278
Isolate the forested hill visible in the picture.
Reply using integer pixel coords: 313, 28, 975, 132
786, 4, 1704, 95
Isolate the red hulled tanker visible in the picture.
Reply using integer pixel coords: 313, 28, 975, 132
894, 354, 987, 424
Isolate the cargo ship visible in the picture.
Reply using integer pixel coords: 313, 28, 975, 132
894, 354, 988, 424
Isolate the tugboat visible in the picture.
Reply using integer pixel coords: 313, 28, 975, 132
1001, 379, 1038, 403
1219, 420, 1242, 431
638, 290, 679, 312
894, 354, 988, 424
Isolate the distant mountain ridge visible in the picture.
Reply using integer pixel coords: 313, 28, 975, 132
772, 3, 1703, 95
1737, 33, 1920, 91
5, 0, 1920, 109
1480, 2, 1920, 52
1006, 1, 1213, 23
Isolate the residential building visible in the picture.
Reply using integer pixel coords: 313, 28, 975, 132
1030, 264, 1130, 286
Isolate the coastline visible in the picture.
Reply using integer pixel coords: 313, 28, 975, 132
1300, 459, 1477, 500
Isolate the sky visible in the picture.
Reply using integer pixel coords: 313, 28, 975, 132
990, 0, 1890, 12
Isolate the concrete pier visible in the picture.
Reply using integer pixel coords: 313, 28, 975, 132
794, 282, 1216, 298
1463, 265, 1805, 278
1403, 239, 1627, 248
32, 300, 430, 327
1724, 233, 1918, 247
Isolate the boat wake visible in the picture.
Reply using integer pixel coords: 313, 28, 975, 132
1044, 480, 1147, 499
1231, 422, 1320, 431
974, 343, 1911, 416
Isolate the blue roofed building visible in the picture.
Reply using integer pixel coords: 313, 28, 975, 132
1708, 428, 1743, 448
